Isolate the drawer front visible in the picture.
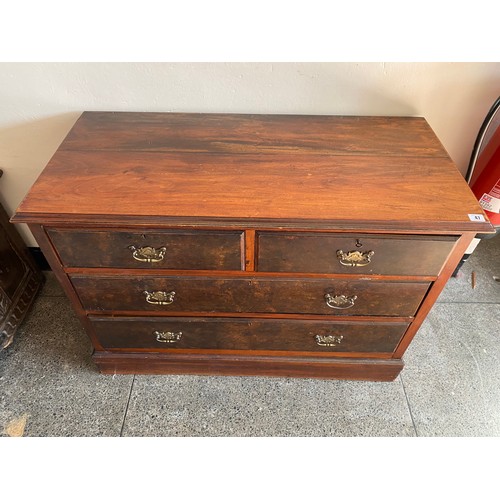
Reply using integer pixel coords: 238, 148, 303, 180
257, 232, 457, 276
47, 228, 244, 270
90, 316, 410, 354
72, 275, 430, 316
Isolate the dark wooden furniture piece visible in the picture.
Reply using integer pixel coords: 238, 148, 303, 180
12, 112, 493, 380
0, 170, 44, 349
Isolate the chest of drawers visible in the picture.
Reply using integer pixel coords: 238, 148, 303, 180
12, 112, 493, 380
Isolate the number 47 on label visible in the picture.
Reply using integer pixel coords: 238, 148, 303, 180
468, 214, 486, 222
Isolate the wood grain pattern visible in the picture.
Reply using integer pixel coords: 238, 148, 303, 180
59, 112, 449, 157
14, 151, 492, 232
12, 112, 493, 380
90, 316, 409, 354
92, 350, 404, 380
64, 267, 438, 282
71, 274, 429, 317
257, 232, 457, 276
244, 229, 256, 271
47, 228, 243, 270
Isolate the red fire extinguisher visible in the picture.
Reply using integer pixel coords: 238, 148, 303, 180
466, 95, 500, 231
452, 96, 499, 276
470, 137, 500, 227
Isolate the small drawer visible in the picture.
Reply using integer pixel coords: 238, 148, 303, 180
90, 316, 410, 354
257, 232, 457, 276
47, 228, 244, 270
72, 275, 430, 317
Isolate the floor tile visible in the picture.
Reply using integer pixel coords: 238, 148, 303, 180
122, 374, 415, 437
400, 303, 500, 436
438, 235, 500, 303
0, 296, 133, 436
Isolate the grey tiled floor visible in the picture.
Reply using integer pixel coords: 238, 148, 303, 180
1, 237, 499, 437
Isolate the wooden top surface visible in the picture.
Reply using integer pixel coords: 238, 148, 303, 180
14, 112, 493, 232
58, 112, 448, 156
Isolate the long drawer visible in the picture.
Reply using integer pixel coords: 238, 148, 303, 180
257, 232, 457, 275
90, 316, 410, 354
72, 275, 430, 316
47, 228, 244, 270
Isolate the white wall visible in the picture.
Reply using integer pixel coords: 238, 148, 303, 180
1, 62, 499, 245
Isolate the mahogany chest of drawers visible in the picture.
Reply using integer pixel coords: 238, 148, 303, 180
12, 112, 493, 380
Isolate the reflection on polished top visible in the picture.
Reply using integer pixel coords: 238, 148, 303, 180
13, 112, 493, 233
